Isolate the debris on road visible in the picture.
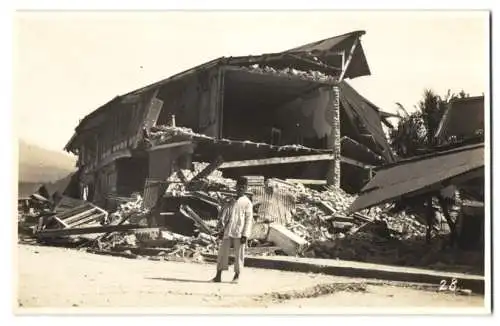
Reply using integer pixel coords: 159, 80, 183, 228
262, 282, 368, 303
18, 162, 482, 274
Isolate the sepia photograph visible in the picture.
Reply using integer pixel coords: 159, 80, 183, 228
11, 7, 491, 316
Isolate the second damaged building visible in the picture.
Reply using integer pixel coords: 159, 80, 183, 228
64, 30, 395, 209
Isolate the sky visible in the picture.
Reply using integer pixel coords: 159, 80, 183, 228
13, 10, 489, 152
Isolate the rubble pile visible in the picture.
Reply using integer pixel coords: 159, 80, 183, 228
282, 181, 426, 243
83, 165, 430, 263
245, 64, 336, 84
18, 159, 481, 275
290, 184, 355, 220
305, 233, 484, 274
167, 162, 237, 190
108, 193, 150, 225
97, 228, 218, 262
149, 125, 212, 144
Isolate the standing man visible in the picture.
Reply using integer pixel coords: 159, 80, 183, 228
212, 177, 253, 283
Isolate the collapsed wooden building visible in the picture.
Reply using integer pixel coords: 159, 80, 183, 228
64, 30, 396, 209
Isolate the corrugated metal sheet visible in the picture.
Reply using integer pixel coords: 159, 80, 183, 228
348, 144, 484, 213
250, 185, 296, 225
142, 179, 166, 210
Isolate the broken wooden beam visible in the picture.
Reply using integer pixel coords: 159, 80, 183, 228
179, 205, 216, 237
219, 154, 376, 169
317, 201, 336, 214
188, 156, 224, 184
353, 212, 374, 223
53, 216, 70, 228
36, 224, 146, 238
69, 212, 107, 228
63, 208, 101, 226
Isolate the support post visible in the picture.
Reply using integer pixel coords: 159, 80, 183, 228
437, 195, 457, 247
326, 84, 341, 188
426, 197, 434, 244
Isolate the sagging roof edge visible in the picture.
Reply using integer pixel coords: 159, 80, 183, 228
65, 31, 371, 152
347, 166, 485, 214
64, 57, 227, 152
379, 111, 400, 119
373, 142, 484, 172
286, 30, 366, 52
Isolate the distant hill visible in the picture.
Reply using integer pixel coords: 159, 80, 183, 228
18, 140, 77, 184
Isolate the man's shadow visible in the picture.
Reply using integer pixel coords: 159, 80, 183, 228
146, 277, 212, 284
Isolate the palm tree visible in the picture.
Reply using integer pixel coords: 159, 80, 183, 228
388, 89, 469, 244
389, 89, 468, 158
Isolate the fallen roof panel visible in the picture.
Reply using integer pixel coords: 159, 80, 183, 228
347, 144, 484, 213
285, 30, 370, 79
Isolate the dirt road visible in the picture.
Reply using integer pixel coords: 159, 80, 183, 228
16, 244, 485, 311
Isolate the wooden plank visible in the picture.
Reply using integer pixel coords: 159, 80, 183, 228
68, 213, 106, 228
36, 224, 146, 238
53, 217, 70, 228
59, 207, 97, 225
219, 154, 375, 169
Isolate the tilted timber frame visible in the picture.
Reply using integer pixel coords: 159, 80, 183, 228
338, 38, 359, 83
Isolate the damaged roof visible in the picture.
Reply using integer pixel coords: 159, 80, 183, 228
286, 30, 370, 79
339, 81, 395, 162
66, 31, 372, 151
435, 96, 485, 141
347, 143, 484, 213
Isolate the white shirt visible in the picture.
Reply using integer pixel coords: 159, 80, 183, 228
219, 195, 253, 239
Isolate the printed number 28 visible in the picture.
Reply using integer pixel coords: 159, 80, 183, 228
439, 278, 458, 291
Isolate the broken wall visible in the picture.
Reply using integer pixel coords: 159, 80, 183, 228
87, 162, 116, 208
116, 157, 149, 196
274, 87, 332, 146
148, 145, 194, 181
156, 68, 221, 138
